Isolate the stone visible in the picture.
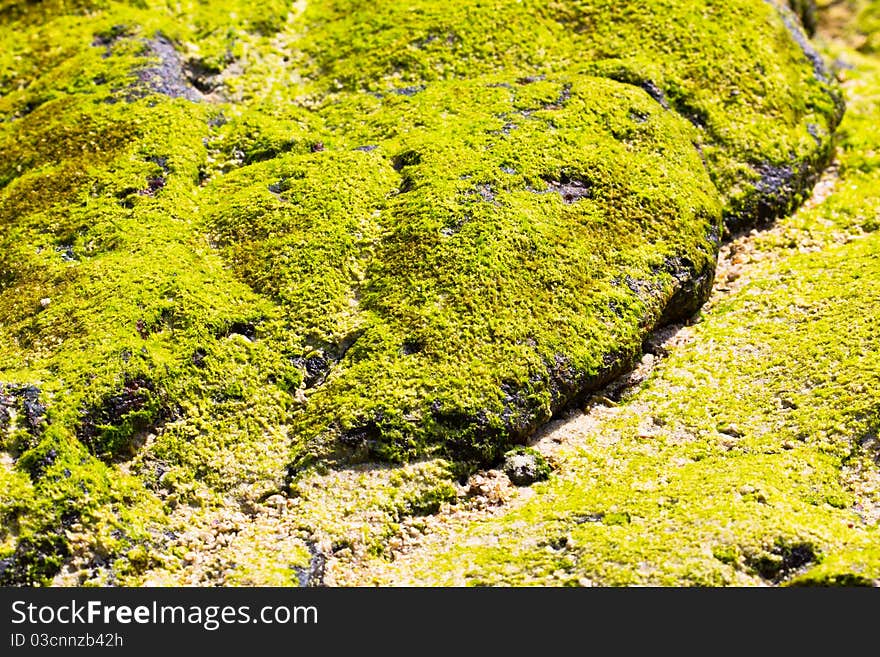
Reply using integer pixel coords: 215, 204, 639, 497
0, 0, 842, 583
503, 448, 551, 486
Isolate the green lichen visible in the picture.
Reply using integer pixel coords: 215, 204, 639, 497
0, 0, 844, 583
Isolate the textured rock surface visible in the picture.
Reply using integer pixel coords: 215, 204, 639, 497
0, 0, 841, 583
352, 28, 880, 586
503, 447, 551, 486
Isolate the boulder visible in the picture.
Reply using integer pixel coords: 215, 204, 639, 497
503, 447, 551, 486
0, 0, 841, 582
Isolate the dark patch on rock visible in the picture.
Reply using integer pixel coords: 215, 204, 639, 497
502, 447, 551, 486
8, 97, 46, 121
413, 31, 460, 49
0, 534, 68, 586
295, 542, 326, 587
469, 183, 496, 203
55, 244, 78, 261
295, 354, 330, 388
545, 353, 582, 409
401, 338, 424, 356
339, 417, 382, 456
599, 70, 671, 112
393, 150, 422, 194
131, 36, 204, 102
657, 254, 717, 326
398, 175, 417, 194
746, 540, 818, 582
547, 347, 641, 424
392, 149, 422, 172
724, 159, 835, 233
572, 512, 606, 524
499, 382, 542, 441
60, 510, 80, 530
77, 376, 166, 460
629, 108, 650, 123
392, 85, 425, 97
0, 383, 48, 447
224, 321, 257, 340
140, 175, 166, 196
182, 58, 224, 94
91, 24, 131, 56
490, 120, 518, 136
292, 332, 363, 390
146, 155, 170, 173
637, 80, 670, 110
191, 347, 207, 368
787, 0, 818, 36
516, 74, 545, 85
545, 535, 569, 550
20, 386, 46, 435
542, 174, 594, 204
756, 163, 798, 212
543, 83, 572, 110
622, 274, 662, 300
21, 446, 57, 480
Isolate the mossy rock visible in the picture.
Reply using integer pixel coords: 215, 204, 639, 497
368, 44, 880, 586
0, 0, 841, 582
503, 447, 552, 486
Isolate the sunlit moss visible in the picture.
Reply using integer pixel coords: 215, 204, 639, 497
0, 0, 844, 583
380, 45, 880, 586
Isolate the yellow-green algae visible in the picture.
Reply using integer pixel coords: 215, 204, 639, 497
373, 42, 880, 586
0, 0, 843, 583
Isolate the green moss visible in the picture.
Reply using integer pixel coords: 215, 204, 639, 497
0, 0, 845, 583
503, 446, 551, 485
856, 1, 880, 52
375, 42, 880, 586
292, 0, 841, 226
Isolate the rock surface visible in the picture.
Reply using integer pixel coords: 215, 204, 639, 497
503, 448, 551, 486
344, 10, 880, 585
0, 0, 843, 583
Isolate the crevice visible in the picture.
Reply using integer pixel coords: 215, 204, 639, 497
294, 540, 327, 587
